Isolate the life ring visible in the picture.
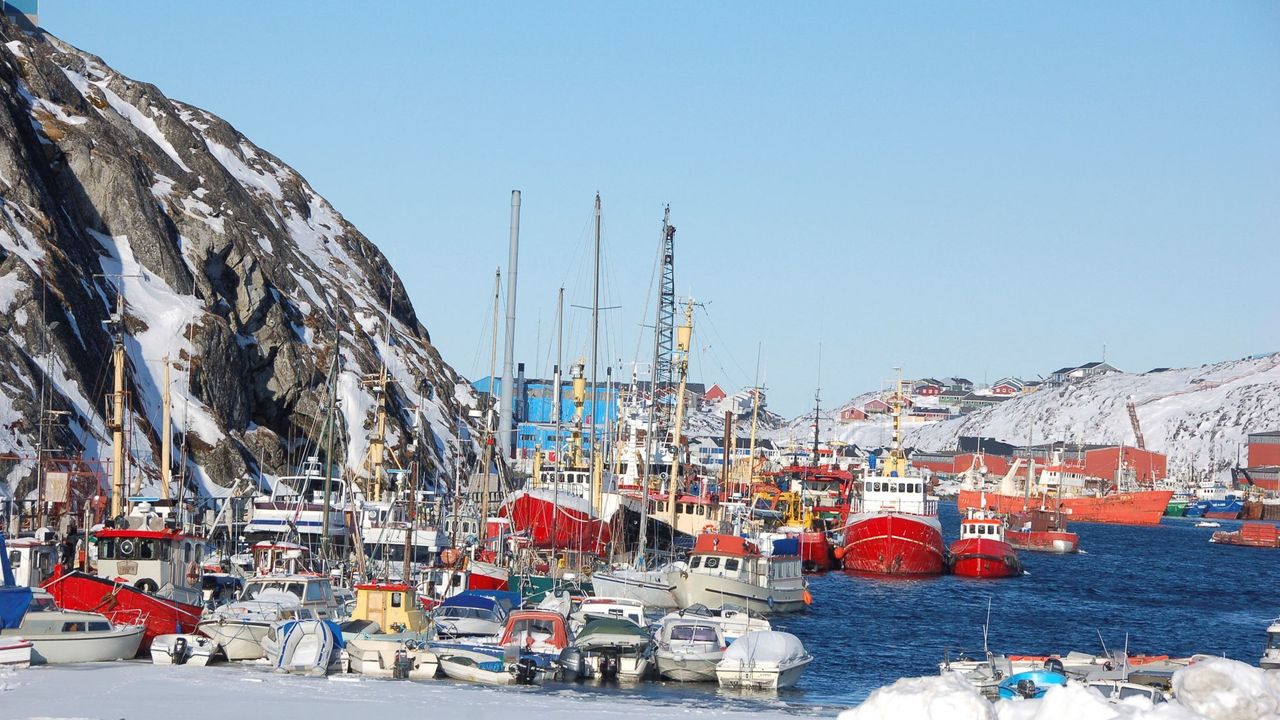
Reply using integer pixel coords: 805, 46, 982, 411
701, 524, 716, 535
118, 539, 136, 557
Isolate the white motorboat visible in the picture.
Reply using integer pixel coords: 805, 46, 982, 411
150, 633, 217, 666
431, 592, 509, 641
1194, 521, 1221, 528
715, 630, 812, 690
572, 617, 652, 682
438, 649, 517, 685
660, 604, 771, 644
588, 564, 682, 609
1262, 617, 1280, 670
0, 637, 32, 668
570, 596, 647, 634
0, 589, 143, 664
196, 574, 343, 660
1085, 679, 1168, 704
272, 619, 342, 676
654, 616, 725, 682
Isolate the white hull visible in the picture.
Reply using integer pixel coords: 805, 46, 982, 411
438, 651, 516, 686
275, 620, 338, 676
583, 653, 650, 681
0, 638, 32, 668
1262, 656, 1280, 670
656, 650, 721, 682
589, 571, 678, 609
150, 634, 216, 666
716, 655, 812, 690
23, 626, 143, 665
345, 637, 438, 679
674, 573, 805, 615
197, 620, 270, 661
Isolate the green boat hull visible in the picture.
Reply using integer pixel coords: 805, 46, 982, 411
1164, 500, 1188, 517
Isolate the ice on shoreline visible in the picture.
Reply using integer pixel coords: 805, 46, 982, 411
840, 659, 1278, 720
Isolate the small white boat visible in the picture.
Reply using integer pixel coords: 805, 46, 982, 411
570, 596, 647, 634
715, 630, 812, 690
1262, 617, 1280, 670
659, 603, 771, 644
150, 633, 217, 666
572, 617, 652, 681
1194, 521, 1221, 528
345, 637, 438, 679
1, 588, 143, 664
438, 650, 517, 685
197, 574, 343, 661
1085, 679, 1168, 704
655, 616, 725, 682
0, 637, 32, 668
272, 619, 342, 676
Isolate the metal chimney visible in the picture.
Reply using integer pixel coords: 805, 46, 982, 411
499, 190, 520, 459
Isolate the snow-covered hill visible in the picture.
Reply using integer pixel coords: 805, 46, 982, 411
779, 354, 1280, 480
0, 17, 478, 501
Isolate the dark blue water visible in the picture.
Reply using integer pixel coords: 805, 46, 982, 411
543, 501, 1277, 714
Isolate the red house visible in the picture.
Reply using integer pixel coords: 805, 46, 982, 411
913, 380, 943, 397
702, 384, 727, 404
839, 406, 867, 422
991, 378, 1024, 396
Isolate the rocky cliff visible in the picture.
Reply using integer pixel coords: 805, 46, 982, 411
0, 17, 478, 503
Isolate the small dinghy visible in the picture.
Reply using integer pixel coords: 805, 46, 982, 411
437, 650, 517, 686
0, 636, 32, 668
150, 633, 217, 666
273, 619, 344, 676
997, 670, 1068, 699
715, 630, 812, 690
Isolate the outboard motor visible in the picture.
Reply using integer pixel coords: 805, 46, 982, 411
514, 657, 541, 685
1043, 657, 1065, 675
392, 649, 412, 679
1016, 679, 1037, 699
171, 636, 189, 666
558, 647, 586, 682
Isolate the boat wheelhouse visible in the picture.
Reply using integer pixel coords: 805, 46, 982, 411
243, 458, 352, 545
672, 534, 806, 614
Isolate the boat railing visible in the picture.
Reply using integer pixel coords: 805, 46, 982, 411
110, 606, 151, 629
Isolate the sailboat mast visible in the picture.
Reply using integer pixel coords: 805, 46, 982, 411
160, 356, 171, 501
589, 193, 601, 515
320, 334, 340, 562
551, 288, 563, 546
109, 291, 126, 520
481, 269, 501, 535
499, 191, 520, 460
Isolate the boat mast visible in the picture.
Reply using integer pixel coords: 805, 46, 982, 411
551, 288, 563, 549
160, 356, 171, 501
320, 333, 341, 562
108, 290, 126, 520
666, 301, 693, 527
746, 343, 762, 495
499, 191, 520, 461
481, 268, 501, 541
589, 193, 601, 516
403, 460, 416, 584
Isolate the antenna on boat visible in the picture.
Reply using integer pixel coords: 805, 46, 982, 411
1096, 629, 1109, 659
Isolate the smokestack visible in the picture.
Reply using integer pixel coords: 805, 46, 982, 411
516, 362, 527, 423
499, 191, 520, 458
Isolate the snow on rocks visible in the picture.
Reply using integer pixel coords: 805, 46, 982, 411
1174, 658, 1278, 720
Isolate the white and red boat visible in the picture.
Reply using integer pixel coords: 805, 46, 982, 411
1005, 506, 1080, 554
43, 503, 206, 652
948, 507, 1023, 579
837, 385, 945, 576
499, 468, 616, 556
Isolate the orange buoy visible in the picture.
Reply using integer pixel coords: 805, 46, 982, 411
803, 589, 813, 605
832, 546, 845, 560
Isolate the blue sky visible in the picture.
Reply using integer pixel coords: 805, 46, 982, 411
42, 2, 1280, 416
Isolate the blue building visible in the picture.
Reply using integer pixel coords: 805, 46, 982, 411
473, 364, 622, 459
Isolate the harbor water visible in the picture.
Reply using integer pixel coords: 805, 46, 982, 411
553, 501, 1277, 714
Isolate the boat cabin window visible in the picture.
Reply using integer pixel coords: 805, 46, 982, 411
1268, 632, 1280, 650
689, 556, 702, 569
391, 592, 403, 608
509, 619, 556, 639
245, 581, 305, 600
28, 595, 58, 612
724, 558, 740, 572
7, 551, 18, 569
304, 582, 331, 603
670, 625, 719, 642
61, 621, 111, 632
703, 557, 721, 569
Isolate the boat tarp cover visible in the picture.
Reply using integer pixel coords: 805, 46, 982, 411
576, 618, 647, 649
769, 537, 800, 557
466, 590, 521, 613
0, 587, 32, 630
439, 593, 502, 612
722, 631, 807, 664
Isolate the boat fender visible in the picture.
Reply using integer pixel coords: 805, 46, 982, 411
832, 546, 845, 560
802, 589, 813, 605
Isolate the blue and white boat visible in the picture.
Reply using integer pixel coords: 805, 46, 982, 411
997, 670, 1067, 699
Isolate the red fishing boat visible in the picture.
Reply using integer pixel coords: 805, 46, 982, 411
44, 506, 205, 652
836, 384, 945, 576
948, 508, 1023, 578
1005, 506, 1080, 554
498, 485, 614, 556
958, 488, 1171, 526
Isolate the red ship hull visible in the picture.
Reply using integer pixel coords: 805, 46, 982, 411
958, 490, 1172, 526
840, 513, 945, 575
796, 530, 834, 572
499, 490, 612, 556
1007, 529, 1080, 554
948, 538, 1023, 578
43, 571, 203, 653
466, 560, 510, 591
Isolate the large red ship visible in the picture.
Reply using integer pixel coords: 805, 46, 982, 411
837, 384, 945, 576
957, 488, 1172, 526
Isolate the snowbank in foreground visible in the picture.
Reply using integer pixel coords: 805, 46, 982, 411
839, 660, 1279, 720
2, 662, 798, 720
